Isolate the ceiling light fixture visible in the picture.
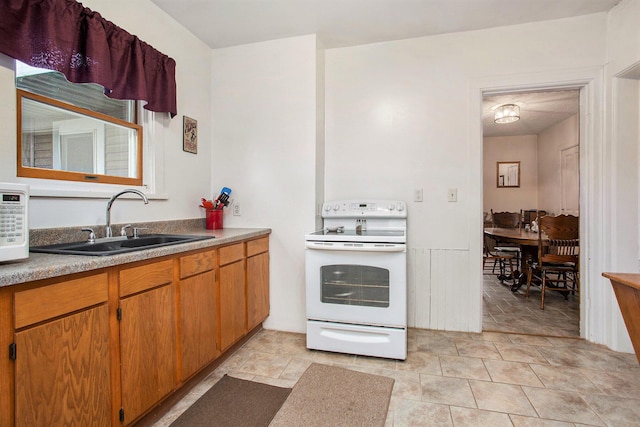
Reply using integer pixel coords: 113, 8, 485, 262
494, 104, 520, 124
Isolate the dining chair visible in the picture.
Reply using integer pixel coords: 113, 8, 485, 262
490, 210, 522, 269
491, 210, 521, 229
525, 214, 579, 309
483, 234, 516, 286
521, 209, 547, 227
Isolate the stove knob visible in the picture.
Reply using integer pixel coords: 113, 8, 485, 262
333, 204, 340, 211
388, 204, 395, 211
324, 204, 331, 212
397, 203, 405, 212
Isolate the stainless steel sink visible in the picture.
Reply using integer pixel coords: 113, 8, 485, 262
30, 234, 214, 256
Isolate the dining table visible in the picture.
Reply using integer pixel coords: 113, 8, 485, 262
484, 227, 548, 291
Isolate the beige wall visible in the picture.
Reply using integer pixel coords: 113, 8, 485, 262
483, 115, 579, 217
483, 135, 538, 214
537, 115, 580, 215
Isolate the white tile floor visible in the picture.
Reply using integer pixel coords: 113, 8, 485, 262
153, 275, 636, 426
154, 324, 640, 426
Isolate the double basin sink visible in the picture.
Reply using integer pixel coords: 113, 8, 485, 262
31, 234, 215, 256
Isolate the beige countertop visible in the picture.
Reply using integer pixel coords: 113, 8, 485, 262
0, 227, 271, 287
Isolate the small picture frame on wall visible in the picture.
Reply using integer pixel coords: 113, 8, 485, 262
183, 116, 198, 154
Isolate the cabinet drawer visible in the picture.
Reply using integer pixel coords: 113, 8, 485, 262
120, 259, 174, 297
180, 250, 216, 279
14, 273, 108, 329
247, 237, 269, 257
219, 243, 244, 266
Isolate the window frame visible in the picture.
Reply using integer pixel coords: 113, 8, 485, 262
17, 89, 143, 186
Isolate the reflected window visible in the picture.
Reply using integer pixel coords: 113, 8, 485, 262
16, 61, 142, 185
497, 161, 520, 188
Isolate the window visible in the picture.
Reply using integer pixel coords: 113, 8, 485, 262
16, 62, 143, 186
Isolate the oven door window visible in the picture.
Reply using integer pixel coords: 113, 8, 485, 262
320, 264, 389, 308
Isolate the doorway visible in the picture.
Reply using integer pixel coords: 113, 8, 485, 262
482, 88, 581, 338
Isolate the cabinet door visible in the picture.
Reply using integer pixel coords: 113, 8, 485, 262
219, 260, 246, 350
119, 284, 175, 424
15, 305, 111, 427
247, 251, 270, 330
180, 269, 217, 380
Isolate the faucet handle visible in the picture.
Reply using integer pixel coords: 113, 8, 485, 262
120, 224, 132, 237
133, 227, 149, 238
81, 228, 96, 243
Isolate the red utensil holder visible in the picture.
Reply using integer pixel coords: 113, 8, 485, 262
206, 209, 223, 230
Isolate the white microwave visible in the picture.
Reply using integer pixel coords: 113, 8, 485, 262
0, 183, 29, 262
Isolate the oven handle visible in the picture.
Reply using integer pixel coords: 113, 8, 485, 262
305, 242, 406, 252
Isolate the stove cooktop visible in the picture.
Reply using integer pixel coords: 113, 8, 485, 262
309, 229, 404, 237
307, 199, 408, 244
305, 229, 405, 243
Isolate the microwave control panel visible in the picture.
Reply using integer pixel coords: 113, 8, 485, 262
0, 190, 27, 247
0, 183, 29, 262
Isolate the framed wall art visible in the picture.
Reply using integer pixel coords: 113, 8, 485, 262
496, 161, 520, 188
183, 116, 198, 154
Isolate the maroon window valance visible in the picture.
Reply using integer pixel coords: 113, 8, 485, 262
0, 0, 177, 117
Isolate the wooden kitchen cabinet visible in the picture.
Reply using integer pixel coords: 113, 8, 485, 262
219, 242, 247, 351
118, 260, 176, 425
247, 237, 270, 330
0, 232, 270, 426
12, 273, 111, 427
179, 250, 218, 381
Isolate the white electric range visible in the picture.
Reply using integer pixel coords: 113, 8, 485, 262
304, 200, 407, 360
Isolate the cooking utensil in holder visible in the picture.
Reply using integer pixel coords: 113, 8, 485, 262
214, 186, 232, 209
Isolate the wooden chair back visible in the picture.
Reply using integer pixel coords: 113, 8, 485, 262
538, 214, 579, 265
483, 234, 499, 255
522, 209, 547, 226
491, 210, 520, 229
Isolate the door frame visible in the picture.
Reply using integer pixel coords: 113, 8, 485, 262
469, 67, 605, 340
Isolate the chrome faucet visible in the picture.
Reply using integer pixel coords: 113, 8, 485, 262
105, 189, 149, 238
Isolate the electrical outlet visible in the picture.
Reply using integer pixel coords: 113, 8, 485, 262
414, 188, 423, 202
233, 203, 241, 216
448, 188, 457, 202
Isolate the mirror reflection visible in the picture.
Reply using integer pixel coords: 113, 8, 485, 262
18, 90, 142, 185
497, 161, 520, 188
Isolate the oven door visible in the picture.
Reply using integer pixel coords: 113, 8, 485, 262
305, 242, 406, 327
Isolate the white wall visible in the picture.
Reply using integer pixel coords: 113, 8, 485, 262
596, 0, 640, 353
325, 14, 607, 332
211, 35, 323, 332
0, 0, 213, 229
3, 0, 639, 352
483, 135, 538, 213
537, 115, 579, 214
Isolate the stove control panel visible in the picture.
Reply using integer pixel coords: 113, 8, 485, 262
322, 200, 407, 218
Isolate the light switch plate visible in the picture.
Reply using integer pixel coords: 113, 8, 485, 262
414, 188, 423, 202
233, 203, 241, 216
448, 188, 457, 202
